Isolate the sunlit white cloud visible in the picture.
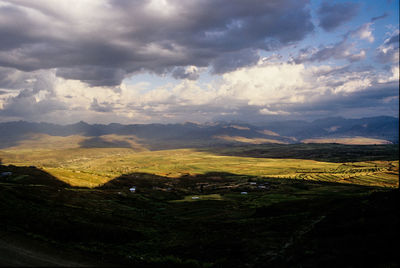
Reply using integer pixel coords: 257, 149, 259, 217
351, 23, 375, 43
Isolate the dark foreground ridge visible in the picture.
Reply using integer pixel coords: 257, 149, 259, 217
0, 165, 398, 267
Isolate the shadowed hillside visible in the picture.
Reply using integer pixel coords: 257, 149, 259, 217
0, 164, 70, 188
203, 143, 399, 163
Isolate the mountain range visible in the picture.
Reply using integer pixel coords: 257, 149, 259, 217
0, 116, 398, 149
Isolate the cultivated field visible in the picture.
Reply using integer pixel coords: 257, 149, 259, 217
0, 135, 398, 188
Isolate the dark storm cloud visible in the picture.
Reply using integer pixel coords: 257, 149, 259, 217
211, 49, 260, 74
318, 2, 359, 32
56, 67, 127, 87
171, 67, 200, 81
0, 5, 44, 51
0, 0, 314, 86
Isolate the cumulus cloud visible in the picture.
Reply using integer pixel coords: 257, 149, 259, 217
0, 67, 37, 90
0, 88, 67, 119
129, 62, 398, 122
0, 59, 397, 123
0, 0, 314, 86
90, 98, 115, 113
282, 81, 398, 114
318, 2, 359, 32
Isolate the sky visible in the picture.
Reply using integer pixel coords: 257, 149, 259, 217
0, 0, 398, 124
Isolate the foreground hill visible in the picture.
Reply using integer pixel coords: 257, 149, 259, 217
0, 165, 398, 267
0, 116, 398, 149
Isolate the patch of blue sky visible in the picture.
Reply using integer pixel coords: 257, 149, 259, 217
356, 0, 398, 38
309, 0, 397, 44
123, 72, 177, 91
123, 68, 216, 92
262, 0, 399, 69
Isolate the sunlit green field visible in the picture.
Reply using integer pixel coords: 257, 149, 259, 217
1, 145, 398, 188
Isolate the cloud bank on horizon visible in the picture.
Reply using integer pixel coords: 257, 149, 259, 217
0, 0, 398, 124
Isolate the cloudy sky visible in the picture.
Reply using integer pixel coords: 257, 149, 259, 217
0, 0, 398, 124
